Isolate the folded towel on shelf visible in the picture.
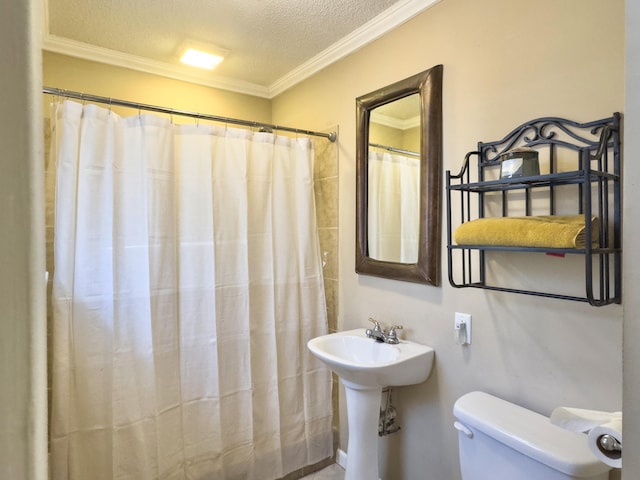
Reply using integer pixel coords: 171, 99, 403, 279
454, 214, 599, 249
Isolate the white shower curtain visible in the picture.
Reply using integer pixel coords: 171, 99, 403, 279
367, 150, 420, 263
48, 100, 333, 480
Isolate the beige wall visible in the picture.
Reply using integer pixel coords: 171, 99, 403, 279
43, 51, 272, 123
273, 0, 626, 479
370, 122, 404, 149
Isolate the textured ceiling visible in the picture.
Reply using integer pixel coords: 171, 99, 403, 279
45, 0, 434, 96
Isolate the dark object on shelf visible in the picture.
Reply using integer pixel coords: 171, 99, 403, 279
500, 147, 540, 178
446, 114, 621, 306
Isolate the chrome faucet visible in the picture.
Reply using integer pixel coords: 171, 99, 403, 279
385, 325, 403, 344
365, 318, 403, 344
366, 318, 386, 342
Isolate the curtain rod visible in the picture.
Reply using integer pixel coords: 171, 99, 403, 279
43, 86, 337, 143
369, 142, 419, 157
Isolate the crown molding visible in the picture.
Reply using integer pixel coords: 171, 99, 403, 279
42, 0, 441, 99
371, 112, 421, 130
268, 0, 441, 97
42, 33, 272, 98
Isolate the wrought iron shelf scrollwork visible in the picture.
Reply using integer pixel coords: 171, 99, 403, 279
446, 113, 621, 306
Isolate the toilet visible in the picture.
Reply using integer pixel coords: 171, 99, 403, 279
453, 391, 612, 480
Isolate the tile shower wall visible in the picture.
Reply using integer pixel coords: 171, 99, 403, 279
312, 132, 340, 450
313, 133, 339, 334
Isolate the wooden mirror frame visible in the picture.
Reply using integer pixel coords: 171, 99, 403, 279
355, 64, 443, 285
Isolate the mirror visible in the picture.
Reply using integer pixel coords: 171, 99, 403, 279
356, 65, 443, 284
368, 93, 421, 264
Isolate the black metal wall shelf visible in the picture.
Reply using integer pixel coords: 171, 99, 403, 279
446, 114, 621, 306
450, 170, 618, 192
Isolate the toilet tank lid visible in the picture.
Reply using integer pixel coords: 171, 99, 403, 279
453, 391, 611, 477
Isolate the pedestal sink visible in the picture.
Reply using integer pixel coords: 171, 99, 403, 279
307, 328, 434, 480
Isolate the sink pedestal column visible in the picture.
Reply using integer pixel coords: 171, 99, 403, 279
342, 381, 382, 480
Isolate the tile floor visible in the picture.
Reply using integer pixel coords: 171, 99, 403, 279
301, 463, 344, 479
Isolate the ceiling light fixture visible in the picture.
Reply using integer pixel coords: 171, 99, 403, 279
178, 40, 229, 70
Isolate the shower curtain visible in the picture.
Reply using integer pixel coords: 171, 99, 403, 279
367, 150, 420, 263
47, 100, 333, 480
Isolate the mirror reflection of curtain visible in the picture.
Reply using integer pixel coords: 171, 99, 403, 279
367, 150, 420, 263
47, 100, 333, 480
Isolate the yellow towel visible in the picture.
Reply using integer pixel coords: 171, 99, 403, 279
453, 215, 599, 249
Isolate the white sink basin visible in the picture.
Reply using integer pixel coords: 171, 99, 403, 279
307, 328, 434, 389
308, 328, 435, 479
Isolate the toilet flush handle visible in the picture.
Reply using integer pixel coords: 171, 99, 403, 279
454, 421, 474, 438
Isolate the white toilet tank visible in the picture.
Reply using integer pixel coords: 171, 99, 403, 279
453, 391, 611, 480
